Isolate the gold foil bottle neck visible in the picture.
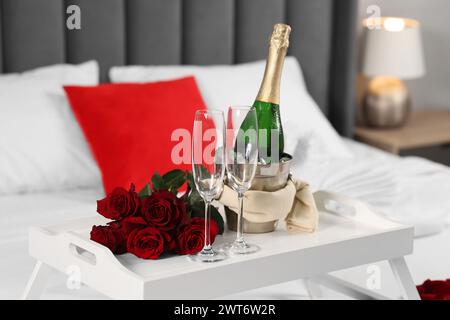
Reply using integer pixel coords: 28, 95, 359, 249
256, 23, 292, 105
270, 23, 291, 50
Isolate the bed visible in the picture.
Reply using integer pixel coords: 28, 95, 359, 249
0, 0, 449, 299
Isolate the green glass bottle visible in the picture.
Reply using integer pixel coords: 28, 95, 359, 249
244, 23, 291, 164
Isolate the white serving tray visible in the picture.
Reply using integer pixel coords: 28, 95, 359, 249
23, 191, 419, 300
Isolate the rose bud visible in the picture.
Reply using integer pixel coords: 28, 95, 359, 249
175, 218, 219, 255
127, 226, 166, 259
96, 183, 140, 220
141, 190, 186, 231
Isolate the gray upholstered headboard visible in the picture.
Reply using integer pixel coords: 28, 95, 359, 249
0, 0, 357, 136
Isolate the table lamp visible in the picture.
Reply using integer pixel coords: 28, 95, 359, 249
361, 17, 425, 127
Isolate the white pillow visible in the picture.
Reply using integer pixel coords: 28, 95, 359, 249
109, 57, 351, 162
0, 61, 101, 194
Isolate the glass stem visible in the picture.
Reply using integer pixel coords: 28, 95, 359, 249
236, 192, 244, 243
203, 200, 212, 250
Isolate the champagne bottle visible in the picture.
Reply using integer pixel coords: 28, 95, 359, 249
243, 23, 291, 164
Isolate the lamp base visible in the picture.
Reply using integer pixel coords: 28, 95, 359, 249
363, 76, 411, 128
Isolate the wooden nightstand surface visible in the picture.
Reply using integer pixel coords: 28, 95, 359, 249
355, 109, 450, 154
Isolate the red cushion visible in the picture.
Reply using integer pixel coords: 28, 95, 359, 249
64, 77, 204, 193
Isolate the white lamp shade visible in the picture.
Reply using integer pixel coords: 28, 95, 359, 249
361, 17, 425, 79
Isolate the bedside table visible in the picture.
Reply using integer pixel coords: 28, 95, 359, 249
355, 110, 450, 164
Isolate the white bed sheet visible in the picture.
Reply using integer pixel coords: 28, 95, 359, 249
0, 140, 449, 299
0, 188, 103, 299
292, 138, 450, 237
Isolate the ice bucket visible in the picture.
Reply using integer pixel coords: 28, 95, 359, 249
225, 154, 293, 233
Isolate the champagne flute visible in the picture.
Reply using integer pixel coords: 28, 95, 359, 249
191, 109, 227, 262
223, 106, 259, 254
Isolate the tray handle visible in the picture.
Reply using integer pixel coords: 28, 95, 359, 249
63, 231, 129, 271
65, 232, 106, 266
313, 190, 402, 228
29, 226, 144, 299
69, 243, 97, 266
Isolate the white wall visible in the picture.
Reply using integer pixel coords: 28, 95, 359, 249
358, 0, 450, 110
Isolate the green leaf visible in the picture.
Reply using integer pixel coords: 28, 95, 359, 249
151, 172, 166, 191
187, 166, 211, 190
199, 165, 211, 178
162, 169, 186, 193
186, 207, 192, 220
190, 201, 225, 235
188, 189, 203, 207
187, 170, 195, 191
138, 183, 152, 199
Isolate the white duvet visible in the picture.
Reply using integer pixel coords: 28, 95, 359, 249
0, 140, 449, 299
293, 138, 450, 237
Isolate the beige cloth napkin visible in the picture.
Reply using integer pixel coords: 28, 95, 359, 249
218, 178, 319, 233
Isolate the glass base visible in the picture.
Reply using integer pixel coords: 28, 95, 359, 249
189, 248, 227, 263
219, 240, 260, 255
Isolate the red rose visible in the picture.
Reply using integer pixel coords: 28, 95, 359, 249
162, 231, 176, 252
109, 216, 147, 244
118, 216, 147, 235
141, 190, 186, 231
97, 184, 140, 220
127, 226, 166, 259
417, 279, 450, 300
175, 218, 219, 255
90, 225, 126, 254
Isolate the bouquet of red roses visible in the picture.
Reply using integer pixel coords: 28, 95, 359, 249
90, 170, 224, 259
